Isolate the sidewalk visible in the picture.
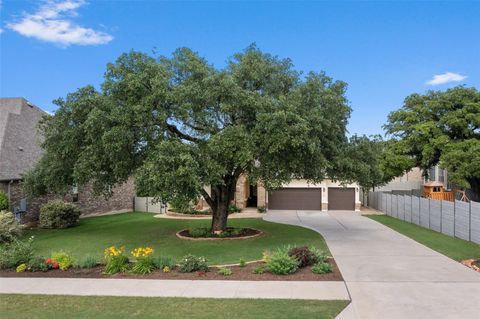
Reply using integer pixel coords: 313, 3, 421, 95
0, 278, 350, 300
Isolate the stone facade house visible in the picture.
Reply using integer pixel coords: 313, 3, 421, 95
200, 176, 360, 212
0, 98, 135, 221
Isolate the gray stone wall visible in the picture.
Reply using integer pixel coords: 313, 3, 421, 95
4, 178, 134, 222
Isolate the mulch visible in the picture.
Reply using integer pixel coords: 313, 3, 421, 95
177, 227, 262, 240
0, 259, 343, 281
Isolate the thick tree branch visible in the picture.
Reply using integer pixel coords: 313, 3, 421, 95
200, 188, 215, 209
166, 123, 200, 142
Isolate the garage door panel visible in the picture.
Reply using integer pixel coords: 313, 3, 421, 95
268, 188, 321, 210
328, 188, 355, 210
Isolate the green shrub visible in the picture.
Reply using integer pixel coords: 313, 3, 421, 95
75, 255, 98, 269
228, 204, 241, 213
0, 237, 35, 269
104, 246, 129, 275
169, 199, 194, 214
188, 227, 210, 237
288, 246, 317, 268
311, 262, 332, 274
0, 192, 8, 210
218, 266, 232, 276
178, 254, 209, 273
16, 263, 27, 273
153, 256, 176, 270
0, 211, 22, 243
28, 256, 49, 272
239, 257, 246, 267
266, 249, 298, 275
257, 206, 266, 213
131, 256, 155, 275
104, 255, 129, 274
39, 200, 80, 229
252, 266, 265, 274
309, 246, 328, 263
51, 251, 75, 270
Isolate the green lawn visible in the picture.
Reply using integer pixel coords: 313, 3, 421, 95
367, 215, 480, 261
24, 212, 328, 264
0, 295, 348, 319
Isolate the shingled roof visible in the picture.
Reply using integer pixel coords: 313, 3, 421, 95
0, 98, 48, 181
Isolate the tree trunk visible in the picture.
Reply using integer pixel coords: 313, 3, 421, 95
206, 180, 236, 233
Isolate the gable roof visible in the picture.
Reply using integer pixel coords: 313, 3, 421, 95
0, 98, 48, 181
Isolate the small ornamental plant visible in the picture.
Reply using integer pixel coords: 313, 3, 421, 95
45, 258, 59, 270
239, 257, 246, 267
130, 247, 155, 275
103, 246, 129, 275
16, 263, 27, 273
50, 251, 74, 271
218, 267, 233, 276
162, 266, 170, 273
178, 254, 209, 273
311, 262, 332, 274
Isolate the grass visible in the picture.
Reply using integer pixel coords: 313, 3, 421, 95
23, 212, 329, 264
367, 215, 480, 261
0, 295, 349, 319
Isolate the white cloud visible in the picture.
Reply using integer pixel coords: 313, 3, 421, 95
426, 72, 467, 85
6, 0, 113, 47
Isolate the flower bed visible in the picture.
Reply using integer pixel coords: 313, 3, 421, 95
0, 242, 343, 281
0, 259, 342, 281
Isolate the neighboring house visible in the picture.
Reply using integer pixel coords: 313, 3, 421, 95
201, 175, 361, 211
375, 167, 425, 195
0, 98, 135, 221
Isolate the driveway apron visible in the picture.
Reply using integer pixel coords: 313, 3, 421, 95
264, 210, 480, 319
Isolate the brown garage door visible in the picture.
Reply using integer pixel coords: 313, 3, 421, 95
268, 188, 321, 210
328, 188, 355, 210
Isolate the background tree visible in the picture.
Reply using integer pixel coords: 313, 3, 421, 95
337, 135, 411, 194
24, 45, 351, 233
384, 86, 480, 197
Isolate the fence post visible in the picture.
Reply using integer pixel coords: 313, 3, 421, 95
428, 198, 431, 229
469, 201, 472, 241
453, 199, 456, 237
440, 200, 443, 233
410, 195, 413, 223
404, 195, 406, 220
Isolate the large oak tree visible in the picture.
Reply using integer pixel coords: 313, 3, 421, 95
24, 45, 351, 232
384, 86, 480, 198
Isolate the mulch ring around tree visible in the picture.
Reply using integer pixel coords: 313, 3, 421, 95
0, 259, 343, 281
176, 228, 263, 240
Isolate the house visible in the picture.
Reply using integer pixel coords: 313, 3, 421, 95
0, 98, 135, 221
200, 175, 361, 211
375, 167, 424, 195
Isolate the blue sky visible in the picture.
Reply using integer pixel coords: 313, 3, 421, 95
1, 1, 479, 136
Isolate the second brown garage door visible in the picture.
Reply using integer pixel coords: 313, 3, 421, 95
328, 188, 355, 210
268, 188, 321, 210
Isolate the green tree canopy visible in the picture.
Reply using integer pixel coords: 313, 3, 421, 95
24, 45, 352, 232
384, 86, 480, 197
336, 135, 411, 192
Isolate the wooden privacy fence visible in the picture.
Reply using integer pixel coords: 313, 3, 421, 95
367, 191, 480, 244
134, 197, 167, 214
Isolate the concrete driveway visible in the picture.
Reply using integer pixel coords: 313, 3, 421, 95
264, 210, 480, 319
